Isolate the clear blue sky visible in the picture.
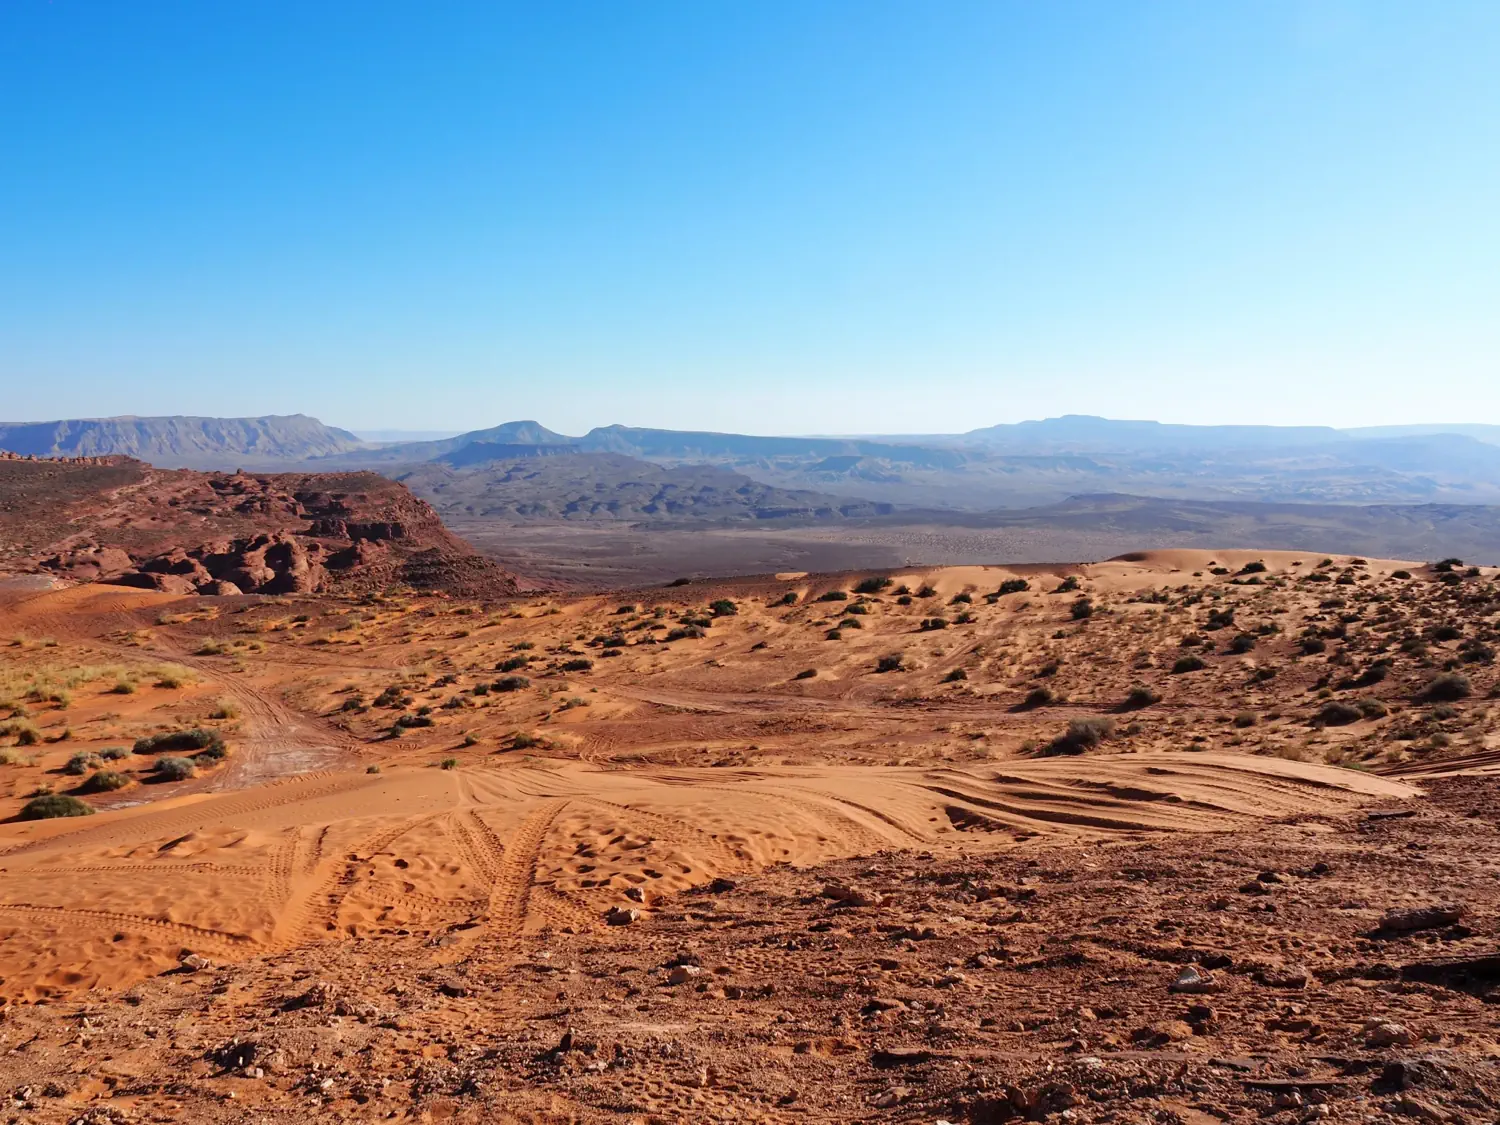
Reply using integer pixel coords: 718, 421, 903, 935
3, 2, 1497, 435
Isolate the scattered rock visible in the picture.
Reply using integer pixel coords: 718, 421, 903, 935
605, 906, 640, 926
1379, 905, 1465, 933
1170, 966, 1219, 994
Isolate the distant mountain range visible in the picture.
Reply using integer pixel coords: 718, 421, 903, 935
6, 413, 1500, 515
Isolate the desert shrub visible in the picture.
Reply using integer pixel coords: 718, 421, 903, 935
777, 592, 798, 606
440, 758, 458, 770
1070, 599, 1094, 621
1038, 660, 1060, 677
918, 617, 948, 632
1043, 717, 1115, 756
1432, 624, 1462, 642
97, 745, 129, 760
366, 764, 382, 773
1461, 641, 1495, 664
916, 585, 938, 598
616, 604, 638, 614
1434, 558, 1464, 572
510, 732, 543, 749
1251, 667, 1277, 683
1315, 701, 1363, 727
210, 699, 241, 720
1227, 633, 1256, 654
896, 595, 913, 606
1391, 570, 1411, 580
1423, 672, 1472, 702
1356, 698, 1389, 719
1300, 637, 1327, 655
78, 769, 129, 794
1022, 687, 1055, 709
20, 793, 94, 820
1239, 561, 1267, 574
133, 728, 223, 755
63, 751, 101, 776
844, 602, 870, 615
944, 668, 968, 682
394, 713, 434, 729
665, 627, 706, 641
667, 577, 692, 587
824, 629, 844, 641
1233, 711, 1257, 728
876, 654, 904, 673
1179, 633, 1204, 648
153, 756, 196, 781
560, 658, 593, 673
196, 739, 229, 761
710, 599, 737, 617
1172, 655, 1206, 674
817, 591, 848, 602
1122, 685, 1160, 710
496, 656, 530, 673
0, 748, 33, 766
950, 592, 973, 605
1, 719, 42, 746
793, 668, 817, 680
997, 578, 1030, 596
1204, 608, 1235, 632
854, 576, 892, 595
1055, 576, 1080, 593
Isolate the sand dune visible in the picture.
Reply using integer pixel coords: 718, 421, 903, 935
0, 754, 1410, 1002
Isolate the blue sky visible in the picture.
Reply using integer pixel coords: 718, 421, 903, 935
2, 1, 1497, 435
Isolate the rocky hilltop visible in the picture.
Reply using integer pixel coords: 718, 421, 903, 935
0, 455, 522, 597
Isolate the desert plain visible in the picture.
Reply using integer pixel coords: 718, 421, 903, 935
1, 549, 1498, 1123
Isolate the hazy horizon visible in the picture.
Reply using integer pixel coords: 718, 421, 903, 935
4, 2, 1498, 433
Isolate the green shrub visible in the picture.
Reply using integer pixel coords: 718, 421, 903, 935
854, 576, 892, 595
1172, 655, 1206, 674
876, 654, 904, 673
896, 595, 913, 606
824, 629, 844, 641
1423, 672, 1472, 702
1022, 687, 1055, 709
777, 591, 798, 606
1043, 717, 1114, 756
153, 756, 196, 781
1070, 599, 1094, 620
78, 769, 129, 794
710, 599, 738, 617
817, 590, 848, 602
918, 617, 948, 632
1233, 711, 1257, 728
997, 579, 1030, 596
440, 758, 458, 770
560, 658, 594, 673
1239, 561, 1267, 574
949, 592, 972, 605
943, 668, 968, 683
20, 793, 94, 820
1227, 633, 1256, 654
63, 751, 101, 776
1055, 576, 1080, 593
134, 728, 224, 755
917, 586, 938, 598
1315, 701, 1362, 727
1122, 685, 1160, 710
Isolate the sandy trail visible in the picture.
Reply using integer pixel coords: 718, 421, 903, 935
0, 753, 1412, 1002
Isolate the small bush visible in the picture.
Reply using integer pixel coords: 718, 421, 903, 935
665, 626, 706, 641
1300, 636, 1327, 655
63, 751, 101, 776
1122, 685, 1160, 710
1423, 672, 1472, 702
876, 654, 904, 673
1043, 717, 1114, 756
709, 599, 738, 617
1070, 599, 1094, 621
854, 576, 892, 595
950, 592, 973, 606
1022, 687, 1055, 709
1227, 633, 1256, 654
918, 617, 948, 632
1315, 701, 1363, 727
917, 586, 938, 598
133, 728, 224, 755
1, 719, 42, 746
78, 769, 129, 794
817, 590, 848, 602
667, 577, 692, 587
777, 592, 798, 606
1251, 667, 1277, 683
496, 656, 530, 673
1239, 561, 1267, 574
153, 756, 196, 781
896, 595, 913, 605
560, 658, 594, 673
844, 602, 870, 615
210, 699, 241, 720
1356, 698, 1389, 719
1172, 655, 1206, 674
997, 578, 1030, 596
824, 629, 844, 641
20, 793, 94, 820
440, 758, 458, 770
1055, 576, 1080, 593
793, 668, 817, 680
944, 668, 968, 683
1233, 711, 1257, 728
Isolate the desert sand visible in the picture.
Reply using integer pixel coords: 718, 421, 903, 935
1, 550, 1497, 1122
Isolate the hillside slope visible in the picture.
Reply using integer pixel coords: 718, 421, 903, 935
0, 456, 522, 596
0, 414, 366, 466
